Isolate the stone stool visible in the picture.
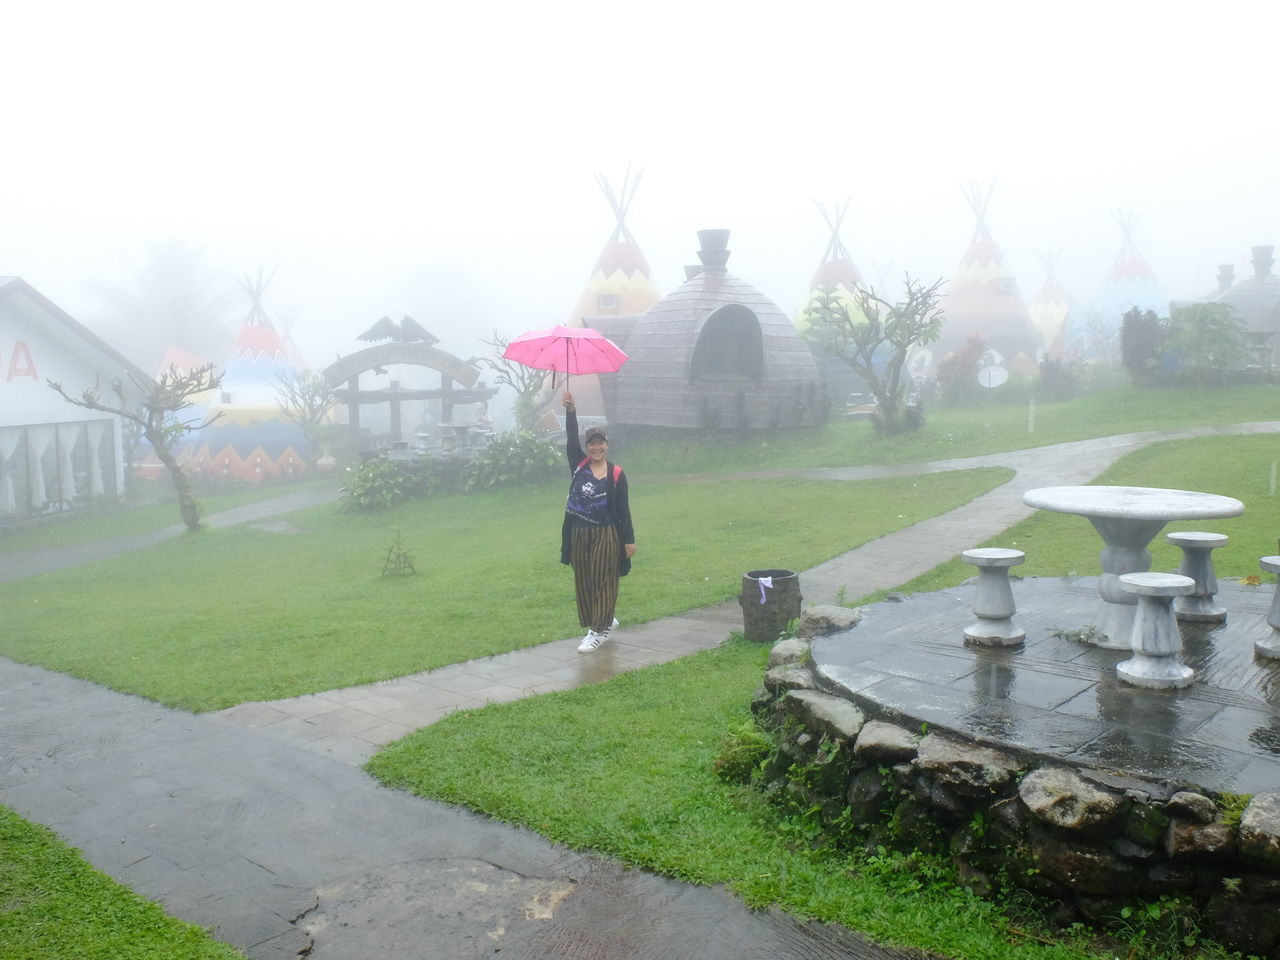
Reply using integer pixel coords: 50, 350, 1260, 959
962, 548, 1025, 647
1256, 556, 1280, 659
1116, 572, 1196, 689
1167, 531, 1228, 623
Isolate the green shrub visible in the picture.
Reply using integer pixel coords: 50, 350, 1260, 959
713, 721, 775, 783
340, 458, 437, 510
464, 431, 562, 491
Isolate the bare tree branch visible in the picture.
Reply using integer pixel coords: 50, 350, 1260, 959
48, 363, 224, 531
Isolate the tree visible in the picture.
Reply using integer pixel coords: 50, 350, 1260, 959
274, 369, 339, 463
1165, 302, 1247, 388
472, 331, 552, 431
1119, 307, 1165, 386
804, 276, 946, 435
49, 364, 223, 531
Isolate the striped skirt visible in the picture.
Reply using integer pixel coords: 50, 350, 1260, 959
570, 523, 620, 632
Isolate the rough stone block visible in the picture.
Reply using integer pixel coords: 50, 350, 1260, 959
852, 720, 920, 764
1240, 793, 1280, 870
1122, 801, 1170, 848
1165, 790, 1217, 825
767, 637, 810, 669
1028, 826, 1142, 896
1018, 767, 1125, 836
1164, 820, 1236, 859
1204, 892, 1280, 956
916, 734, 1021, 797
797, 604, 862, 639
1143, 861, 1197, 895
783, 689, 865, 742
912, 774, 969, 820
762, 663, 816, 697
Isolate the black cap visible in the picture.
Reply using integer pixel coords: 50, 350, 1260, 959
585, 427, 607, 443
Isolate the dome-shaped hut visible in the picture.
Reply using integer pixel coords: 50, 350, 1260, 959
937, 181, 1040, 375
1213, 245, 1280, 366
605, 230, 826, 431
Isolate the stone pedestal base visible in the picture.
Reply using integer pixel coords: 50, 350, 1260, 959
1116, 572, 1196, 690
964, 620, 1026, 647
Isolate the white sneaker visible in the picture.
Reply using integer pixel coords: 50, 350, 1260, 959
595, 618, 620, 646
577, 630, 603, 653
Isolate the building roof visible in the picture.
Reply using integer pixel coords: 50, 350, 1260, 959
0, 276, 153, 387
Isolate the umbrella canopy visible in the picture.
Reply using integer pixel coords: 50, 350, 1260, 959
503, 324, 629, 386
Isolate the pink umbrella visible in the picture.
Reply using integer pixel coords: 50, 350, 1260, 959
502, 324, 629, 388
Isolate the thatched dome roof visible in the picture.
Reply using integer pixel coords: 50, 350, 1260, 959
606, 231, 824, 431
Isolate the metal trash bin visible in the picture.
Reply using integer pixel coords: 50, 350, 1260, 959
739, 569, 802, 643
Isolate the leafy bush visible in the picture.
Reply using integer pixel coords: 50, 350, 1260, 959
713, 721, 776, 784
1035, 358, 1081, 403
935, 335, 986, 406
340, 458, 437, 511
464, 431, 562, 492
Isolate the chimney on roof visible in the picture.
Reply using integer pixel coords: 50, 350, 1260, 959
1216, 264, 1235, 293
696, 229, 731, 273
1251, 245, 1275, 280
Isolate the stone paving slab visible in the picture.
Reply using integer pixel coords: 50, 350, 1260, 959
812, 577, 1280, 793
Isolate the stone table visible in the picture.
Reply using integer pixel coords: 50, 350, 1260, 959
1022, 485, 1243, 649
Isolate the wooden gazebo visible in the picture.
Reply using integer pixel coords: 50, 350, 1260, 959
323, 320, 497, 453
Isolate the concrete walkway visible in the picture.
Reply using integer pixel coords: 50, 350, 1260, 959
2, 422, 1277, 958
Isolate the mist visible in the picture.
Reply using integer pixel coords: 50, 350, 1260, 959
2, 1, 1276, 381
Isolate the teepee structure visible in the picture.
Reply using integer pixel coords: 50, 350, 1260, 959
562, 167, 662, 419
794, 199, 871, 404
179, 268, 312, 483
1028, 251, 1072, 361
795, 198, 865, 327
1067, 211, 1166, 362
937, 180, 1040, 376
809, 198, 864, 295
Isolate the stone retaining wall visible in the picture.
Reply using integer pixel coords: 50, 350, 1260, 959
751, 631, 1280, 957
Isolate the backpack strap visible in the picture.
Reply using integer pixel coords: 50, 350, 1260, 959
577, 458, 623, 485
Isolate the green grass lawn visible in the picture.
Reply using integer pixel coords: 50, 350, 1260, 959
0, 468, 1008, 711
0, 806, 243, 960
878, 433, 1280, 601
623, 383, 1280, 475
0, 478, 333, 552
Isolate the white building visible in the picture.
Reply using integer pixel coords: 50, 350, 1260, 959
0, 277, 150, 524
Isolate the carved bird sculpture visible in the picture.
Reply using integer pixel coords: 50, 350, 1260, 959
356, 315, 440, 345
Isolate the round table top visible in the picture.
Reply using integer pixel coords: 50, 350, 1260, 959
1022, 485, 1244, 521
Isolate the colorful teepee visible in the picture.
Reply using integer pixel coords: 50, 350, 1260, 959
794, 199, 872, 403
181, 269, 312, 483
1028, 251, 1072, 361
937, 181, 1041, 376
1067, 211, 1166, 363
795, 199, 865, 331
562, 168, 661, 418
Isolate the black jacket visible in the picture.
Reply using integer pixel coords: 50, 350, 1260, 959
560, 409, 634, 575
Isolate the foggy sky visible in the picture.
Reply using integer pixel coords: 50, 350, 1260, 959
2, 0, 1277, 370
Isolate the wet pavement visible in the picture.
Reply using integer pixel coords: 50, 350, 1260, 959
3, 421, 1280, 958
812, 576, 1280, 793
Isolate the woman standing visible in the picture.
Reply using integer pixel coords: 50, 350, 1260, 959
561, 391, 636, 652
